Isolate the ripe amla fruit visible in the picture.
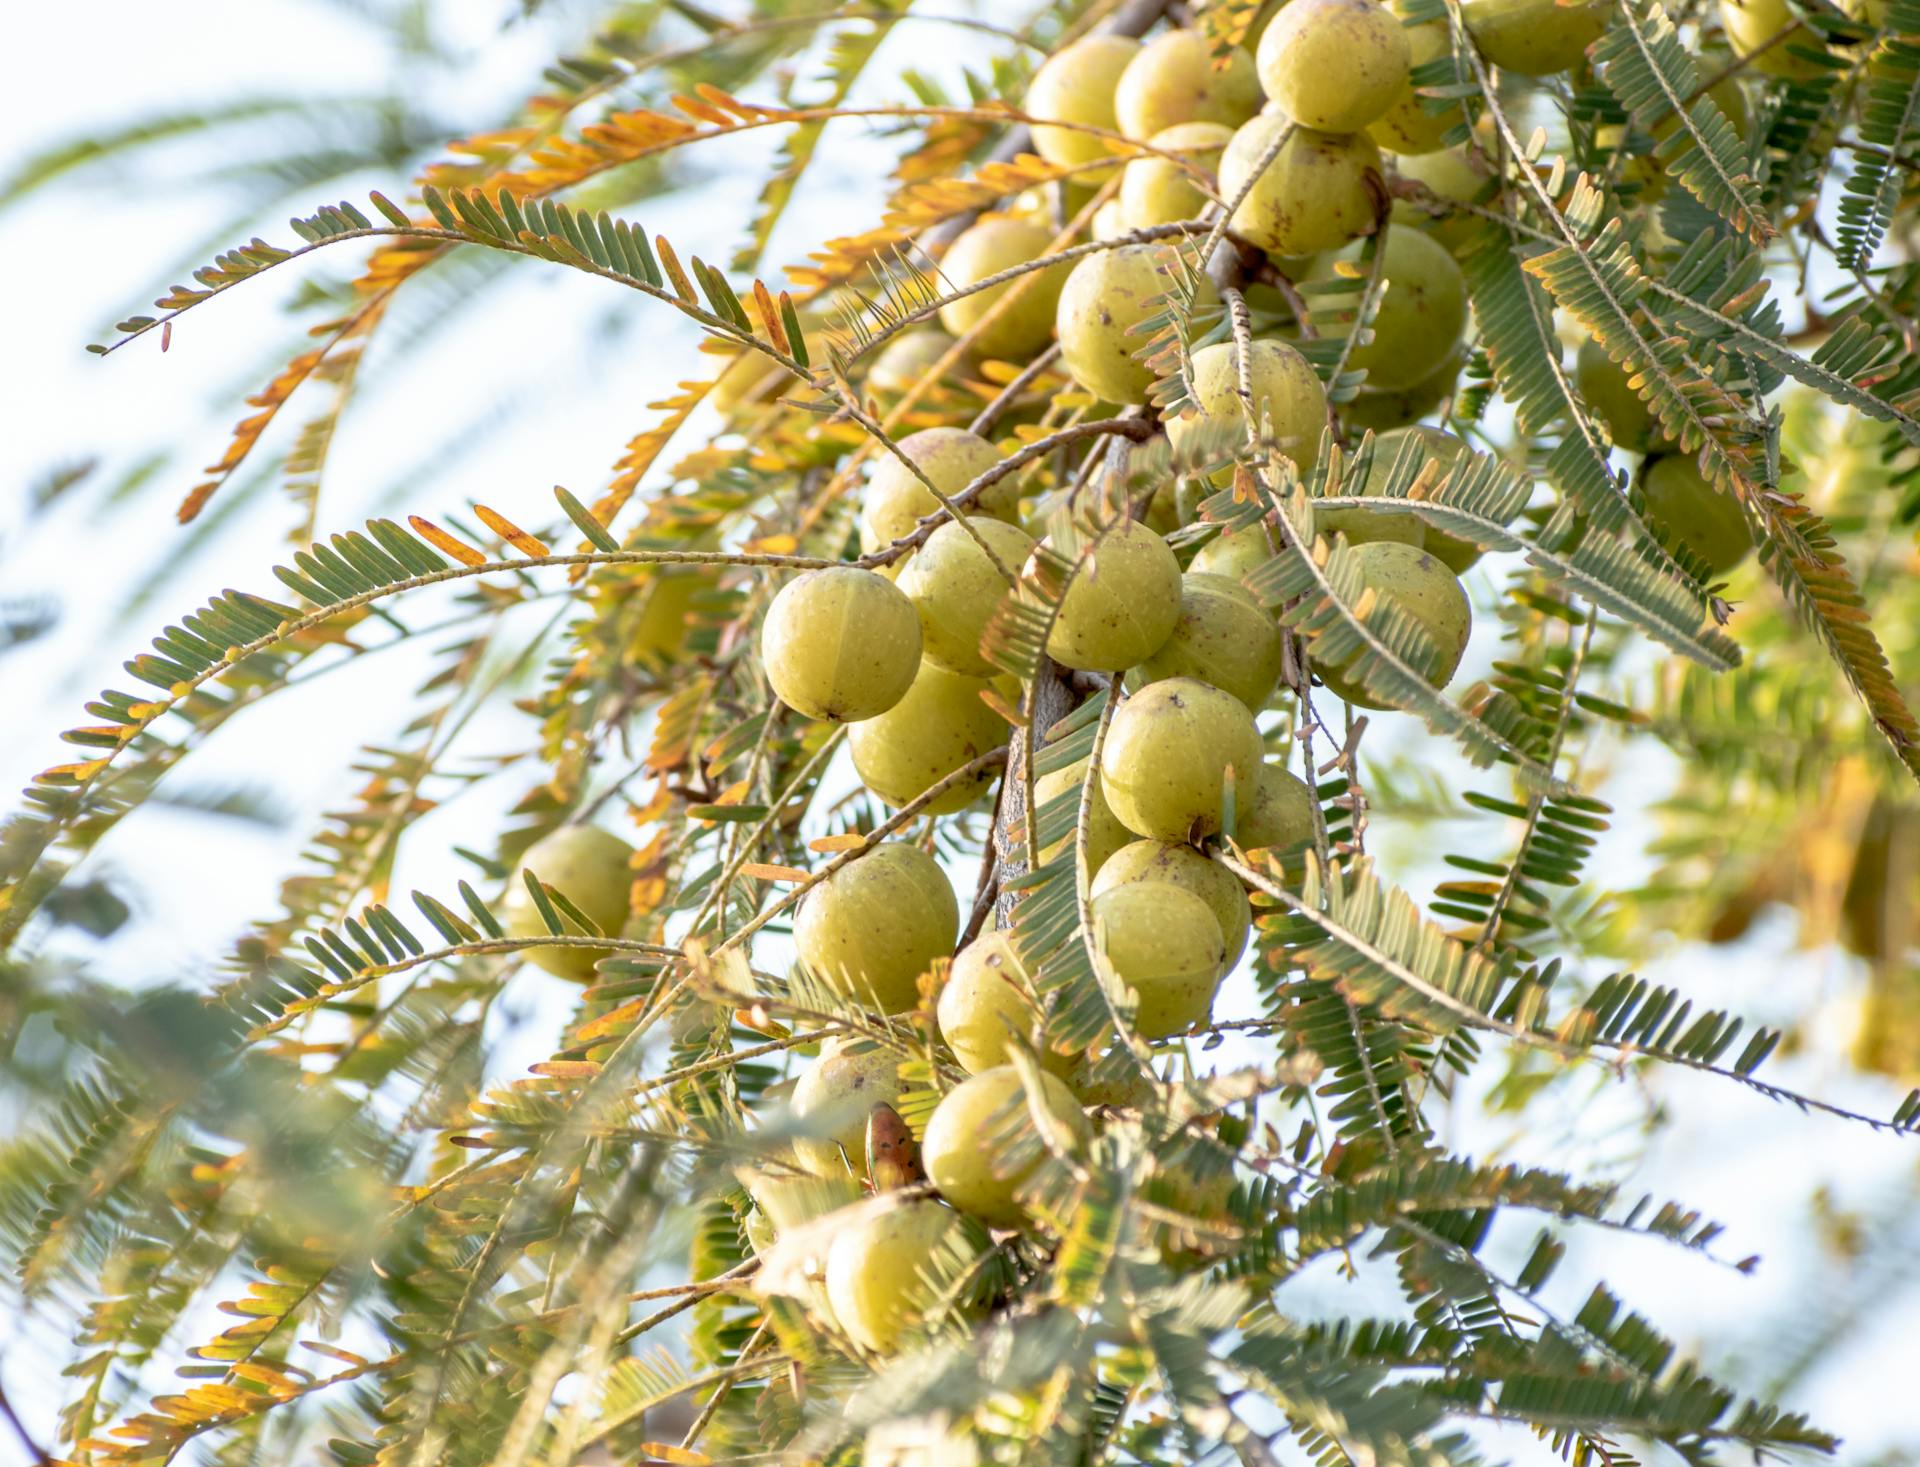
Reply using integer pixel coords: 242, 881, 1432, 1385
1090, 881, 1228, 1036
1100, 676, 1266, 842
1191, 524, 1277, 582
1718, 0, 1825, 77
1341, 346, 1464, 433
869, 329, 963, 404
1316, 541, 1472, 709
898, 516, 1034, 676
1237, 761, 1317, 851
1169, 338, 1328, 476
922, 1065, 1089, 1227
1057, 243, 1215, 403
762, 566, 922, 722
1032, 754, 1133, 877
1641, 454, 1752, 576
861, 427, 1015, 552
1575, 339, 1664, 454
1460, 0, 1609, 75
794, 841, 958, 1012
791, 1037, 906, 1177
1044, 516, 1184, 671
1091, 839, 1251, 968
502, 824, 635, 981
1220, 112, 1385, 257
1369, 0, 1467, 155
937, 217, 1067, 362
1389, 144, 1495, 255
1120, 121, 1232, 229
938, 930, 1073, 1075
1258, 0, 1413, 133
825, 1200, 986, 1353
850, 659, 1009, 814
1308, 229, 1468, 392
1114, 30, 1262, 139
1025, 34, 1141, 177
1127, 572, 1285, 712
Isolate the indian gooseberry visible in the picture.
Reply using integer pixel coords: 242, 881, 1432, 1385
869, 329, 962, 404
898, 517, 1035, 676
1044, 517, 1184, 672
1091, 839, 1252, 969
1220, 112, 1386, 258
850, 659, 1010, 815
1718, 0, 1826, 77
1460, 0, 1610, 75
1341, 346, 1464, 433
1169, 338, 1329, 476
1120, 121, 1231, 229
861, 427, 1014, 553
1100, 676, 1265, 842
938, 930, 1073, 1076
1237, 762, 1318, 851
1309, 229, 1468, 392
1389, 145, 1495, 256
1369, 0, 1467, 155
1114, 30, 1262, 139
1026, 34, 1141, 178
1056, 243, 1216, 403
1089, 882, 1228, 1037
1316, 541, 1472, 709
792, 1038, 906, 1177
1575, 339, 1664, 454
937, 217, 1067, 362
741, 1167, 863, 1236
794, 841, 958, 1012
922, 1065, 1090, 1227
761, 566, 923, 722
1360, 425, 1487, 573
1092, 197, 1130, 241
1190, 524, 1277, 582
1258, 0, 1413, 133
1641, 454, 1753, 576
824, 1200, 984, 1353
1127, 572, 1285, 711
502, 824, 635, 982
1032, 755, 1133, 876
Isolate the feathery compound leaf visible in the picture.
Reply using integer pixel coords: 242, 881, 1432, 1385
1833, 0, 1920, 268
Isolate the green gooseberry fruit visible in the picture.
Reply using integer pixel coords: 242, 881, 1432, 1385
1190, 524, 1278, 582
743, 1202, 776, 1256
1359, 424, 1487, 572
1032, 755, 1133, 877
1056, 243, 1216, 403
850, 659, 1010, 815
1461, 0, 1610, 75
1092, 197, 1130, 241
794, 841, 958, 1012
1044, 516, 1184, 672
1169, 338, 1329, 476
1220, 112, 1386, 258
1114, 30, 1262, 139
1718, 0, 1826, 77
1340, 346, 1465, 433
1026, 34, 1142, 178
502, 824, 635, 982
1127, 572, 1285, 711
1120, 121, 1232, 229
1308, 228, 1467, 392
1574, 338, 1665, 454
1389, 145, 1496, 256
898, 517, 1036, 676
1258, 0, 1413, 133
1090, 882, 1228, 1037
824, 1200, 985, 1353
938, 930, 1074, 1076
1315, 541, 1472, 709
861, 427, 1015, 554
1237, 761, 1317, 851
1369, 0, 1468, 155
922, 1065, 1090, 1227
792, 1037, 906, 1177
1091, 839, 1252, 968
937, 217, 1068, 362
1641, 454, 1753, 576
1100, 676, 1266, 842
761, 566, 923, 722
869, 329, 963, 403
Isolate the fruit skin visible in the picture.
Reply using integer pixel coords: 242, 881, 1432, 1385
1258, 0, 1413, 133
1221, 112, 1385, 257
1100, 677, 1266, 842
899, 517, 1035, 676
1033, 755, 1133, 877
762, 567, 923, 722
1342, 347, 1465, 433
794, 842, 958, 1012
922, 1066, 1090, 1227
1719, 0, 1824, 77
1128, 572, 1285, 711
938, 930, 1074, 1075
1238, 762, 1317, 851
502, 825, 635, 981
1057, 243, 1215, 403
1044, 517, 1184, 672
1575, 339, 1664, 455
1369, 0, 1467, 155
792, 1038, 906, 1177
1309, 229, 1467, 392
742, 1167, 863, 1236
1114, 30, 1262, 139
862, 427, 1015, 553
870, 330, 963, 403
937, 217, 1067, 362
1191, 524, 1277, 582
1092, 197, 1130, 241
1316, 541, 1472, 709
1170, 338, 1328, 476
1356, 424, 1480, 570
1461, 0, 1609, 75
1091, 839, 1252, 968
825, 1200, 985, 1353
1120, 121, 1232, 229
1026, 35, 1142, 177
1090, 882, 1228, 1037
850, 660, 1010, 815
1641, 454, 1752, 576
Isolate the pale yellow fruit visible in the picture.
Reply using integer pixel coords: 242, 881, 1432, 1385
1169, 337, 1328, 474
825, 1201, 983, 1353
899, 517, 1035, 676
1090, 882, 1227, 1037
1128, 572, 1284, 711
1360, 424, 1483, 572
1575, 339, 1663, 454
1641, 454, 1752, 576
742, 1168, 862, 1236
1221, 112, 1386, 257
1092, 197, 1131, 241
1462, 0, 1609, 75
1120, 121, 1232, 229
870, 330, 963, 403
1316, 541, 1472, 709
761, 566, 923, 722
1100, 676, 1265, 842
1341, 347, 1465, 432
1719, 0, 1825, 77
921, 1065, 1089, 1227
1369, 0, 1467, 155
1033, 755, 1133, 876
1307, 228, 1467, 392
792, 1038, 906, 1177
1044, 517, 1184, 671
1026, 35, 1141, 178
861, 427, 1014, 553
937, 217, 1068, 362
794, 842, 958, 1012
1389, 145, 1495, 255
938, 930, 1074, 1075
1238, 762, 1317, 851
502, 825, 635, 982
850, 660, 1009, 815
1115, 30, 1262, 139
1057, 243, 1216, 403
1190, 524, 1278, 582
1258, 0, 1413, 133
1091, 839, 1252, 968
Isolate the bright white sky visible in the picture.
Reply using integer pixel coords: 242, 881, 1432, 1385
2, 2, 1917, 1463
